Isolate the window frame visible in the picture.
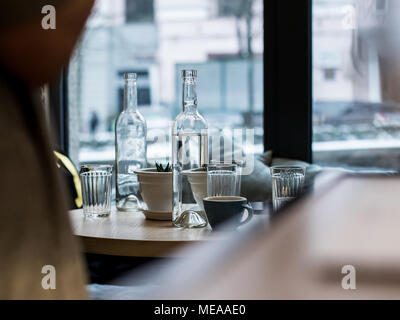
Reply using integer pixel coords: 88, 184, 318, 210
50, 0, 313, 163
49, 68, 69, 155
263, 0, 312, 162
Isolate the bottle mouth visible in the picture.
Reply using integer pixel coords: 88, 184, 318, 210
181, 69, 197, 78
124, 73, 137, 81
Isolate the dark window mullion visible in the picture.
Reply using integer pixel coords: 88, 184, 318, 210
264, 0, 312, 163
49, 68, 69, 155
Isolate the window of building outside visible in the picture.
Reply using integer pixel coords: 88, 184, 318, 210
313, 0, 400, 171
323, 68, 336, 81
126, 0, 154, 23
68, 0, 264, 168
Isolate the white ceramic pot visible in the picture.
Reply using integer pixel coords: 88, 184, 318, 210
135, 168, 172, 214
183, 169, 207, 210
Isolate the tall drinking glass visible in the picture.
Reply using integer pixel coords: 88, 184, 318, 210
271, 166, 305, 211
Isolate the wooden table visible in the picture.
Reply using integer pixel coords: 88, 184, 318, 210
70, 207, 267, 258
137, 173, 400, 299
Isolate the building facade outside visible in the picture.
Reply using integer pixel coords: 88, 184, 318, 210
69, 0, 264, 165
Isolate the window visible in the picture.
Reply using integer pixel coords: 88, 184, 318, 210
126, 0, 154, 23
376, 0, 388, 13
218, 0, 245, 17
68, 0, 264, 166
312, 0, 400, 171
323, 68, 336, 81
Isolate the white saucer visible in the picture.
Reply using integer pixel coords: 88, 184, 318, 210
142, 210, 172, 221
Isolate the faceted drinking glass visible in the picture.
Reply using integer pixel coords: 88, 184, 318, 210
271, 166, 305, 211
207, 162, 240, 197
80, 165, 113, 217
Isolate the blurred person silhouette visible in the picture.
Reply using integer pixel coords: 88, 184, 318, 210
89, 111, 100, 139
0, 0, 94, 298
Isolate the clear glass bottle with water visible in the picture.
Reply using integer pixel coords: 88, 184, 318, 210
172, 70, 208, 228
115, 73, 147, 211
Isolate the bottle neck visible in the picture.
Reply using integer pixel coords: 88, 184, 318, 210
182, 78, 197, 112
124, 80, 138, 111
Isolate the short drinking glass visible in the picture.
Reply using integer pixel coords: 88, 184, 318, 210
80, 165, 113, 217
207, 162, 240, 197
271, 166, 305, 211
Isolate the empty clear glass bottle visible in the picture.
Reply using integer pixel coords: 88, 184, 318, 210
172, 70, 209, 228
115, 73, 147, 211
